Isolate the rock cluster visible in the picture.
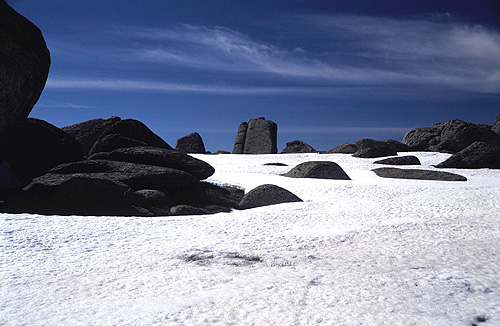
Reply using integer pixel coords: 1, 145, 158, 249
403, 118, 500, 153
232, 117, 277, 154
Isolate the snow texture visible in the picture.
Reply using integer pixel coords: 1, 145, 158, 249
1, 152, 499, 325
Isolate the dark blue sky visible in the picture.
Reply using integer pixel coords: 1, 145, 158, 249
8, 0, 500, 151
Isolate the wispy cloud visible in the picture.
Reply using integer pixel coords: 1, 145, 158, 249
35, 101, 95, 109
121, 16, 500, 94
280, 126, 411, 135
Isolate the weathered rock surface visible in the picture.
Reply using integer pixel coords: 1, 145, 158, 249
283, 161, 351, 180
403, 119, 500, 153
170, 205, 210, 216
232, 122, 248, 154
435, 141, 500, 169
374, 156, 421, 166
0, 1, 50, 142
88, 146, 214, 180
239, 184, 302, 210
232, 118, 278, 154
89, 119, 173, 155
352, 139, 398, 158
175, 132, 206, 153
493, 115, 500, 135
381, 139, 410, 152
372, 167, 467, 181
2, 118, 83, 184
324, 143, 358, 154
281, 140, 316, 153
61, 117, 121, 155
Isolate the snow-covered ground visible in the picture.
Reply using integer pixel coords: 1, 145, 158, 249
1, 152, 499, 326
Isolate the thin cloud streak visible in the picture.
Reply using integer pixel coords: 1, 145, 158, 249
280, 126, 411, 135
45, 77, 342, 95
122, 16, 500, 94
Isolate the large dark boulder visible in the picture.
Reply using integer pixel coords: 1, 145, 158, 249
402, 123, 445, 151
1, 118, 83, 184
374, 156, 421, 166
88, 146, 215, 180
281, 140, 316, 153
61, 116, 121, 155
352, 139, 398, 158
89, 133, 148, 154
435, 141, 500, 169
48, 159, 199, 192
381, 139, 411, 152
232, 122, 248, 154
0, 1, 50, 142
372, 167, 467, 181
437, 119, 500, 153
232, 118, 278, 154
89, 119, 173, 155
324, 143, 357, 154
239, 184, 302, 210
402, 119, 500, 153
175, 132, 206, 153
283, 161, 350, 180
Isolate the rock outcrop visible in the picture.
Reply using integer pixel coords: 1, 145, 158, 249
239, 184, 302, 210
61, 117, 121, 155
403, 119, 500, 153
2, 118, 83, 184
175, 132, 206, 153
372, 167, 467, 181
352, 139, 398, 158
283, 161, 351, 180
493, 115, 500, 135
324, 143, 358, 154
435, 141, 500, 169
0, 0, 50, 142
374, 156, 421, 166
232, 118, 277, 154
281, 140, 316, 153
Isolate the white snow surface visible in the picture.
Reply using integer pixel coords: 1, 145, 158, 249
1, 152, 500, 326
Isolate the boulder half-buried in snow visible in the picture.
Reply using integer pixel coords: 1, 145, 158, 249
239, 184, 302, 210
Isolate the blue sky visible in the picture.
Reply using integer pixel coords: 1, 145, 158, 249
8, 0, 500, 151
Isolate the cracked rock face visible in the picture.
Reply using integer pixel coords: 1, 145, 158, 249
0, 0, 51, 142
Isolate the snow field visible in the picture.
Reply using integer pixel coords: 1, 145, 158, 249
1, 152, 499, 325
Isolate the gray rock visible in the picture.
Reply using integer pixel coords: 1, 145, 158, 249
281, 140, 316, 153
88, 146, 215, 180
175, 132, 206, 153
402, 119, 500, 153
239, 184, 302, 210
61, 117, 122, 155
402, 123, 445, 151
283, 161, 351, 180
352, 139, 397, 158
372, 167, 467, 181
2, 118, 83, 184
324, 143, 357, 154
88, 133, 148, 154
381, 139, 411, 152
374, 156, 421, 166
437, 119, 500, 153
232, 118, 278, 154
493, 115, 500, 135
232, 122, 248, 154
170, 205, 210, 216
47, 159, 199, 192
244, 118, 278, 154
0, 1, 50, 141
435, 141, 500, 169
123, 189, 169, 207
89, 119, 173, 155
